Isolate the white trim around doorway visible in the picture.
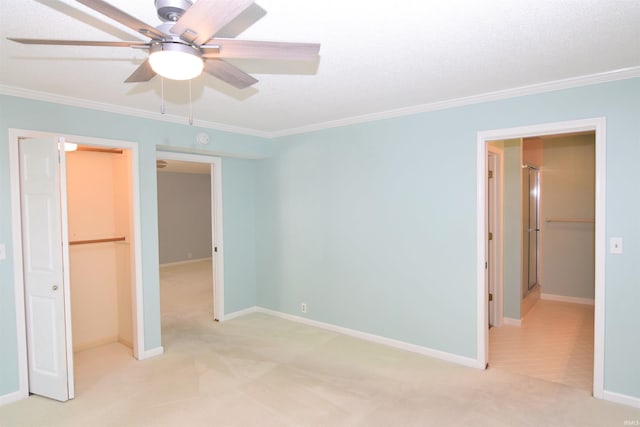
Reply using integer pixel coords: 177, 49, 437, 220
8, 128, 146, 402
476, 117, 606, 398
155, 151, 225, 321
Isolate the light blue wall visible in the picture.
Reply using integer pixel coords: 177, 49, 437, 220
255, 78, 640, 399
221, 157, 258, 312
0, 95, 266, 397
256, 118, 478, 357
2, 78, 640, 402
502, 140, 522, 320
600, 81, 640, 396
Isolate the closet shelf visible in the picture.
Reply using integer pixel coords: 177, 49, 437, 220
69, 236, 126, 245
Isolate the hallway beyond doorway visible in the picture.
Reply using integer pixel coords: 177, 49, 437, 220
160, 259, 213, 348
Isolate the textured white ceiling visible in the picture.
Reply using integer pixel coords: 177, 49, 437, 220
1, 0, 639, 136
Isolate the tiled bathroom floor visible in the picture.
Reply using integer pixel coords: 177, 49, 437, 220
489, 299, 594, 392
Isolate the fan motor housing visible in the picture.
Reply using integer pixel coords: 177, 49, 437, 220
155, 0, 193, 22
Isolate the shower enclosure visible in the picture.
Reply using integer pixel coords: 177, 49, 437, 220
524, 165, 540, 293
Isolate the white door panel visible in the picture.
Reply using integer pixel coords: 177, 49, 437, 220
487, 153, 495, 327
28, 296, 59, 375
19, 137, 71, 402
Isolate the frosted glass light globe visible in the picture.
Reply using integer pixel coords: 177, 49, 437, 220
149, 43, 203, 81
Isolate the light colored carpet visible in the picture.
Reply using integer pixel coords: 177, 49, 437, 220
1, 262, 638, 426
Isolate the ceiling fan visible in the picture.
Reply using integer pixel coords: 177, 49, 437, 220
7, 0, 321, 89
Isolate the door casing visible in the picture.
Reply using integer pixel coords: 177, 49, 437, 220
8, 129, 146, 402
476, 117, 606, 399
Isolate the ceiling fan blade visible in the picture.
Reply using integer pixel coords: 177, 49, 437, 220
202, 39, 320, 60
171, 0, 255, 46
75, 0, 166, 40
124, 60, 156, 83
204, 59, 258, 89
214, 3, 266, 38
7, 37, 148, 47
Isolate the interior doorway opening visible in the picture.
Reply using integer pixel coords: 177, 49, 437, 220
66, 143, 139, 397
67, 145, 135, 354
155, 151, 224, 348
476, 118, 606, 399
486, 132, 596, 392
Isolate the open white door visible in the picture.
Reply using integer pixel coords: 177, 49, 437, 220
19, 137, 73, 402
486, 146, 503, 329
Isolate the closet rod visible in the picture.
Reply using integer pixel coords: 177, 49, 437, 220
69, 236, 126, 245
545, 218, 594, 223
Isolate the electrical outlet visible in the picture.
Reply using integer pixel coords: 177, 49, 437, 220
300, 303, 307, 314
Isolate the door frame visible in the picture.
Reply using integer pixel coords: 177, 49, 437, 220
8, 129, 145, 401
155, 151, 225, 321
476, 117, 606, 398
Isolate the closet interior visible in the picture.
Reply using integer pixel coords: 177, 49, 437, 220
65, 145, 134, 354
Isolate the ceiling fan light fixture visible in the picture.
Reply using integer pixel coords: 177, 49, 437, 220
149, 43, 203, 80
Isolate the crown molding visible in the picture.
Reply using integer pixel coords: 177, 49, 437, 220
272, 66, 640, 138
0, 84, 272, 139
2, 66, 639, 140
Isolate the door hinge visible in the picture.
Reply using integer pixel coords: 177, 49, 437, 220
488, 170, 493, 179
214, 247, 218, 253
488, 232, 493, 241
489, 293, 493, 302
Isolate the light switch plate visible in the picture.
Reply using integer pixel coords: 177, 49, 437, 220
0, 243, 5, 260
610, 237, 623, 254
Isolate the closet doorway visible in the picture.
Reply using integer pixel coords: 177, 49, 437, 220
66, 144, 138, 383
9, 130, 144, 402
156, 151, 224, 347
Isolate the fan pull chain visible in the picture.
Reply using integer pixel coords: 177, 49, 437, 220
188, 79, 193, 125
160, 77, 165, 115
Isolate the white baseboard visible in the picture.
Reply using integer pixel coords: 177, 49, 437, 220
602, 390, 640, 409
503, 317, 522, 326
159, 257, 212, 267
138, 346, 164, 360
541, 293, 595, 306
0, 389, 28, 407
221, 306, 258, 321
254, 307, 483, 369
